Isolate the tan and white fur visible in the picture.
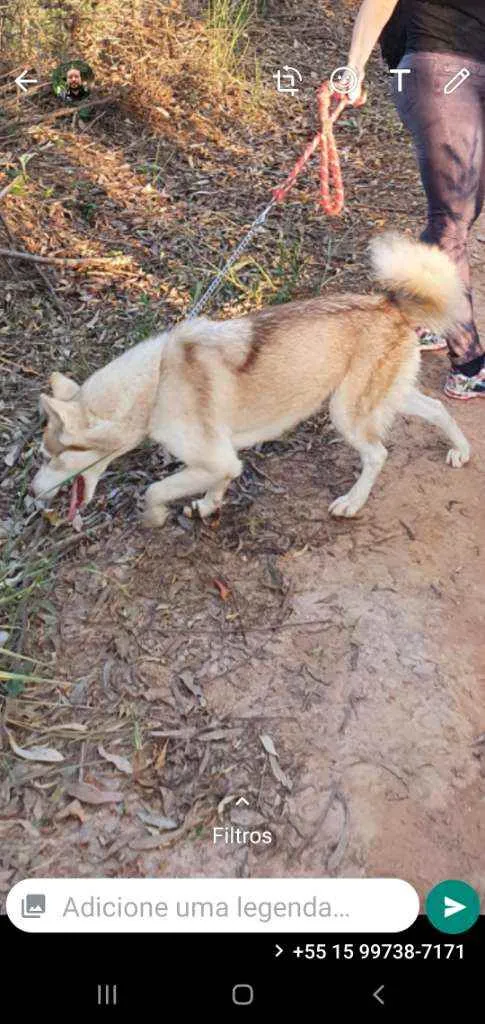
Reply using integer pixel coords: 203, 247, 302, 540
32, 233, 471, 525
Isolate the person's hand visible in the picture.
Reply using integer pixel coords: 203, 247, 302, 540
347, 69, 367, 105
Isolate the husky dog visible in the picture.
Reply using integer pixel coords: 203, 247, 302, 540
32, 233, 470, 525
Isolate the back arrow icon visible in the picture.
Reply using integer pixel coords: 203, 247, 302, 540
15, 70, 38, 93
373, 985, 385, 1005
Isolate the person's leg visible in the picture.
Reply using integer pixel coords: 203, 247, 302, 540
394, 53, 485, 396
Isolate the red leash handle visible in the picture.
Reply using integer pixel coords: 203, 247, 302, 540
273, 81, 352, 216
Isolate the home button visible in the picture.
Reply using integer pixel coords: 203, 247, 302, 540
232, 984, 254, 1006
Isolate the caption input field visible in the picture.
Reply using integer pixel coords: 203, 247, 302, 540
7, 878, 419, 933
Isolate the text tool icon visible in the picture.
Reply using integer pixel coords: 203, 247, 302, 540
443, 68, 470, 95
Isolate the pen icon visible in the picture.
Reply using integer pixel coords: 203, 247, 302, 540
443, 67, 470, 94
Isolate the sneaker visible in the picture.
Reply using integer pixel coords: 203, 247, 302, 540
444, 367, 485, 400
416, 328, 447, 352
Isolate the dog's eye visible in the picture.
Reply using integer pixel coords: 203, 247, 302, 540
67, 445, 88, 452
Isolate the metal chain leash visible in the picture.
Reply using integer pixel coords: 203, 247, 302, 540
186, 199, 276, 320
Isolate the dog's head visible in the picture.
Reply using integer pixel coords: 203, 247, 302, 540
31, 371, 134, 519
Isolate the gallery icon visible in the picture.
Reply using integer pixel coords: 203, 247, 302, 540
273, 66, 302, 96
21, 894, 46, 918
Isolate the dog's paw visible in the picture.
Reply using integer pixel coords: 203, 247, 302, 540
141, 503, 169, 528
183, 500, 204, 520
184, 498, 220, 520
328, 493, 363, 518
446, 446, 470, 468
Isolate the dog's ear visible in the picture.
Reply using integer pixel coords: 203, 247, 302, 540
40, 394, 68, 428
50, 372, 80, 401
40, 395, 82, 439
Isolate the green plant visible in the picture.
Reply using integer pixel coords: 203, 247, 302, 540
269, 236, 304, 305
129, 294, 161, 342
205, 0, 257, 75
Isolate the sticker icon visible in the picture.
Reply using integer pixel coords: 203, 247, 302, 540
329, 65, 359, 96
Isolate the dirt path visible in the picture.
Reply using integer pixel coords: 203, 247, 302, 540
1, 2, 484, 903
6, 258, 483, 899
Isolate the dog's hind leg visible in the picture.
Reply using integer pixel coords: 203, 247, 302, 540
328, 439, 388, 517
328, 391, 388, 518
400, 387, 470, 467
143, 450, 242, 527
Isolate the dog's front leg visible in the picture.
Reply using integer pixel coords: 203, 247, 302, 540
184, 477, 232, 520
143, 468, 220, 527
142, 454, 242, 527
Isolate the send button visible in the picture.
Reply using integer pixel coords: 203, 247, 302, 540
425, 880, 480, 934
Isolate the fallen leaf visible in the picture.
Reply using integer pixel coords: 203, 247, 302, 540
260, 733, 278, 757
67, 782, 123, 804
7, 731, 64, 763
45, 723, 88, 734
213, 577, 231, 601
129, 835, 175, 850
217, 794, 237, 817
260, 734, 292, 787
56, 799, 86, 822
198, 727, 243, 742
154, 740, 168, 772
114, 634, 131, 660
143, 687, 174, 702
4, 445, 20, 468
71, 512, 83, 533
98, 745, 132, 775
292, 545, 309, 558
137, 810, 178, 830
269, 754, 293, 791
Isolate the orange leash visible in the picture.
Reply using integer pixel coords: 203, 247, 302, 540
188, 81, 363, 318
273, 82, 354, 216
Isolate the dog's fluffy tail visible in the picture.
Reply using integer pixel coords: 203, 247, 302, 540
369, 232, 464, 334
